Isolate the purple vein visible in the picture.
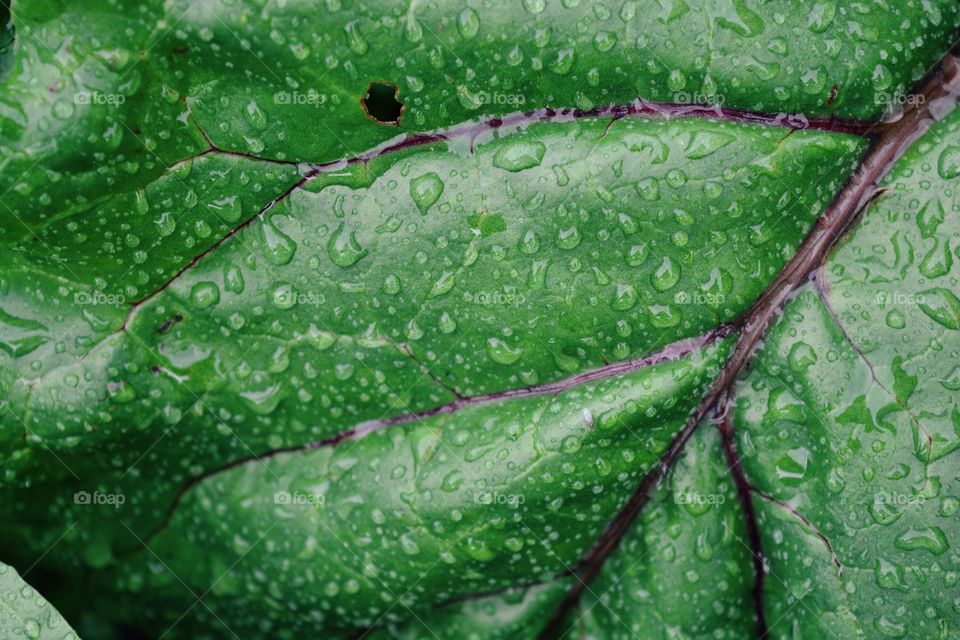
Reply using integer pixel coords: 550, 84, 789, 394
536, 48, 960, 640
120, 99, 873, 330
126, 324, 733, 551
717, 405, 769, 640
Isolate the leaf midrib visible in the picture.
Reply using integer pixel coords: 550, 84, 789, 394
536, 47, 960, 640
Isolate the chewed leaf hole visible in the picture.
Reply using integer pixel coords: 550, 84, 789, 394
361, 82, 404, 125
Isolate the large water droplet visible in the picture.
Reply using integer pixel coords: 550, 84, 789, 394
938, 146, 960, 180
327, 224, 367, 268
410, 172, 444, 214
492, 141, 545, 172
260, 216, 297, 265
651, 256, 680, 291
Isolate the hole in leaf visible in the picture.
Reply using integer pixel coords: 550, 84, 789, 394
361, 82, 404, 125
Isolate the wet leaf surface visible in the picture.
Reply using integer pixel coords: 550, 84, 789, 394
0, 1, 959, 639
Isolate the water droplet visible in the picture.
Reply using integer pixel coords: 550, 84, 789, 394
327, 224, 367, 268
190, 281, 220, 309
593, 30, 617, 52
665, 169, 687, 189
556, 226, 581, 249
520, 229, 541, 254
224, 266, 245, 294
523, 0, 546, 13
894, 527, 949, 555
917, 288, 960, 330
788, 341, 817, 370
438, 312, 457, 334
272, 283, 296, 309
208, 195, 242, 223
612, 284, 638, 311
493, 141, 545, 172
155, 211, 176, 237
429, 270, 456, 298
651, 256, 680, 291
919, 241, 953, 278
917, 198, 945, 239
885, 309, 906, 329
410, 172, 444, 214
808, 1, 836, 32
383, 274, 401, 294
487, 337, 522, 364
344, 21, 368, 55
244, 100, 267, 131
626, 243, 649, 266
457, 8, 480, 39
260, 215, 297, 265
938, 146, 960, 179
441, 470, 463, 491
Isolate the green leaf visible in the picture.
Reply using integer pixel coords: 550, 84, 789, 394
733, 104, 960, 638
0, 561, 79, 640
1, 1, 959, 639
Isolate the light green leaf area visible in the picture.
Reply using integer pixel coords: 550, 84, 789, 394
367, 422, 755, 640
105, 338, 730, 636
574, 425, 755, 639
2, 0, 957, 233
0, 1, 958, 639
734, 107, 960, 638
0, 561, 79, 640
0, 116, 860, 579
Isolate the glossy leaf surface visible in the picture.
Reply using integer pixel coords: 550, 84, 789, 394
0, 1, 959, 639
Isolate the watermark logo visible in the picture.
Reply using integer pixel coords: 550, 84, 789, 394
274, 490, 325, 506
875, 92, 925, 115
673, 91, 726, 106
474, 490, 525, 508
875, 291, 926, 306
274, 90, 328, 107
274, 289, 325, 307
674, 491, 726, 506
474, 90, 526, 106
74, 291, 126, 306
73, 491, 125, 507
74, 91, 126, 106
673, 291, 725, 306
464, 291, 527, 306
874, 491, 924, 507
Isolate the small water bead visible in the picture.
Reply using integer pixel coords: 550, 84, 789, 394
885, 309, 906, 329
272, 283, 296, 309
523, 0, 546, 12
260, 215, 297, 265
612, 284, 638, 311
155, 211, 175, 236
243, 100, 267, 131
190, 281, 220, 309
665, 169, 688, 188
938, 146, 960, 179
438, 312, 457, 334
457, 8, 480, 39
492, 141, 546, 172
626, 243, 649, 267
486, 337, 522, 364
556, 226, 581, 249
344, 21, 368, 55
327, 224, 367, 268
651, 256, 680, 291
410, 172, 444, 214
382, 275, 401, 294
593, 31, 617, 52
